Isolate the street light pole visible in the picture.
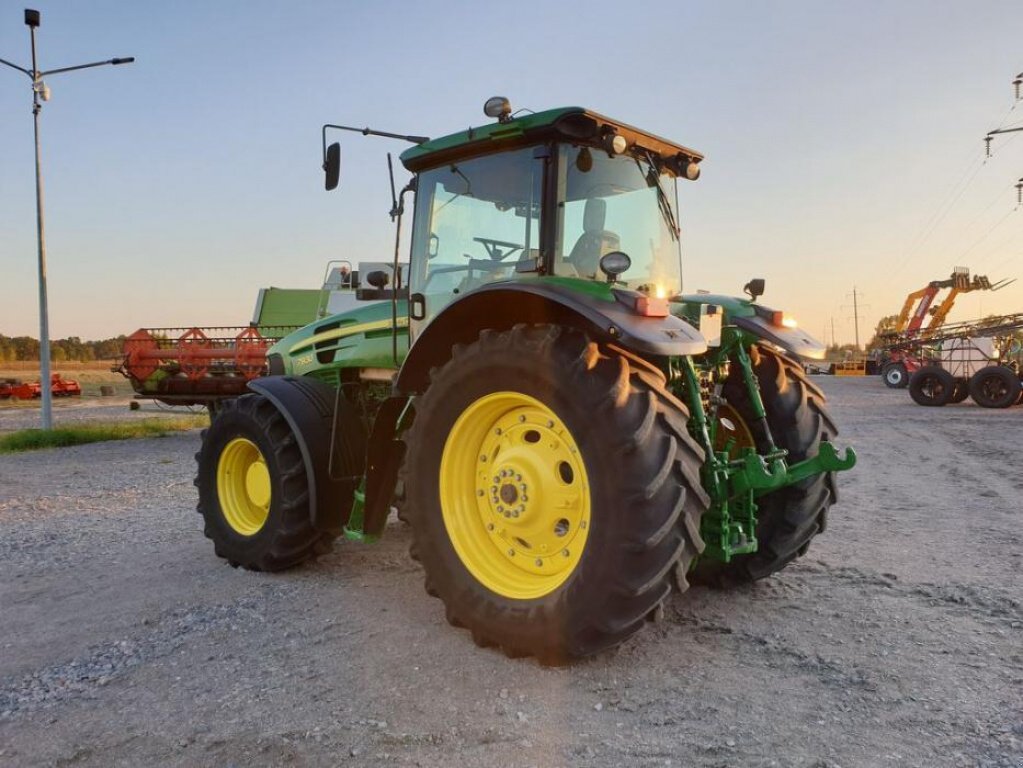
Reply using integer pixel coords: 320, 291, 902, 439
0, 8, 134, 429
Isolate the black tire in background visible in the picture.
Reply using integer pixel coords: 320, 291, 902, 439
882, 362, 909, 389
195, 394, 334, 571
908, 367, 955, 407
968, 365, 1022, 409
403, 324, 709, 663
692, 347, 839, 587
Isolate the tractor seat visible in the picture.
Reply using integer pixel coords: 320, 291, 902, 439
566, 197, 620, 279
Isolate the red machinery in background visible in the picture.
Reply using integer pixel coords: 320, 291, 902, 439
0, 373, 81, 400
877, 267, 1014, 387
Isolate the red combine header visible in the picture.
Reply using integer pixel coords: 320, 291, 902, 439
115, 325, 299, 409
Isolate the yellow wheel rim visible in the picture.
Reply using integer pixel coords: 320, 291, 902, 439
439, 391, 591, 600
715, 403, 757, 459
217, 437, 271, 536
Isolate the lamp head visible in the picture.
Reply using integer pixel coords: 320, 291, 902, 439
24, 9, 40, 28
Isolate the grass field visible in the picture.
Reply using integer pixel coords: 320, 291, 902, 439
0, 416, 208, 453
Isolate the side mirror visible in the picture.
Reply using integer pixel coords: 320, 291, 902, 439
324, 142, 341, 191
744, 278, 765, 300
366, 270, 390, 289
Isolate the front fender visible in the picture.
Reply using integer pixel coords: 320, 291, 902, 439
732, 315, 827, 361
248, 375, 356, 535
395, 281, 707, 394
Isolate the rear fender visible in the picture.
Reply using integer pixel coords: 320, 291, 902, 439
395, 282, 707, 394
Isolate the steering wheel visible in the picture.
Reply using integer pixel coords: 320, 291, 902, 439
473, 237, 524, 262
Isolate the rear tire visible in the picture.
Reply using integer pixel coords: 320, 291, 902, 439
968, 366, 1021, 409
693, 347, 839, 587
404, 325, 709, 662
195, 394, 334, 571
908, 367, 954, 407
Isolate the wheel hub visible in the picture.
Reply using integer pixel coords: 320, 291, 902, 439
217, 437, 271, 536
440, 391, 591, 599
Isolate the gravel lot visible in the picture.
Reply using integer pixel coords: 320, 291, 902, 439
0, 378, 1020, 768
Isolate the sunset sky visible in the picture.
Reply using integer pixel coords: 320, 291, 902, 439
1, 0, 1021, 344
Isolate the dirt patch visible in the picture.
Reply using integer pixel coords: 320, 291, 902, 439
0, 378, 1020, 767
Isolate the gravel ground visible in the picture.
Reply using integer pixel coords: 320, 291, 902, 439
0, 378, 1020, 768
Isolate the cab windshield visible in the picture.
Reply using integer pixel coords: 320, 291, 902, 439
554, 145, 683, 298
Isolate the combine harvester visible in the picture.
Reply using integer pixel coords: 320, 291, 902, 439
900, 313, 1023, 408
116, 261, 398, 412
876, 267, 1013, 388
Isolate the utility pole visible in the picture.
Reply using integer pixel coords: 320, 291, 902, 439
852, 287, 860, 350
831, 316, 836, 347
842, 288, 869, 351
0, 9, 134, 429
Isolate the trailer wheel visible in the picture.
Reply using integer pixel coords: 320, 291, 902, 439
882, 362, 909, 389
404, 324, 708, 663
692, 347, 838, 587
968, 366, 1022, 409
908, 367, 955, 406
194, 393, 332, 571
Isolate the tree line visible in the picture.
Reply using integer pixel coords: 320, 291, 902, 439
0, 334, 126, 363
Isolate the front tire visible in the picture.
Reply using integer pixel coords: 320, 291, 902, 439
195, 394, 333, 571
404, 325, 709, 662
693, 347, 839, 587
882, 362, 909, 389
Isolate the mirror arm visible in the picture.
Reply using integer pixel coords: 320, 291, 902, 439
322, 123, 430, 166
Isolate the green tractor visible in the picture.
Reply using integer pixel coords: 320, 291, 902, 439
195, 98, 855, 663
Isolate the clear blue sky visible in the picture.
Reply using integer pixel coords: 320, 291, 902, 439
2, 0, 1022, 344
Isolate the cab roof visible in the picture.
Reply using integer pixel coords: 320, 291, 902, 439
399, 106, 704, 174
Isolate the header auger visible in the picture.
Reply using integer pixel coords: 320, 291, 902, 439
193, 98, 855, 662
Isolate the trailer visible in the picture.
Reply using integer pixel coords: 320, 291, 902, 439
904, 313, 1023, 407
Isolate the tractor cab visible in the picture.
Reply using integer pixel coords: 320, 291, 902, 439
397, 103, 703, 336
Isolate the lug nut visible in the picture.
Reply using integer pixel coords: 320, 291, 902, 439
546, 420, 554, 428
477, 489, 484, 497
562, 549, 570, 557
480, 455, 487, 462
508, 549, 515, 556
535, 558, 543, 567
487, 523, 495, 531
519, 415, 526, 423
495, 427, 502, 435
